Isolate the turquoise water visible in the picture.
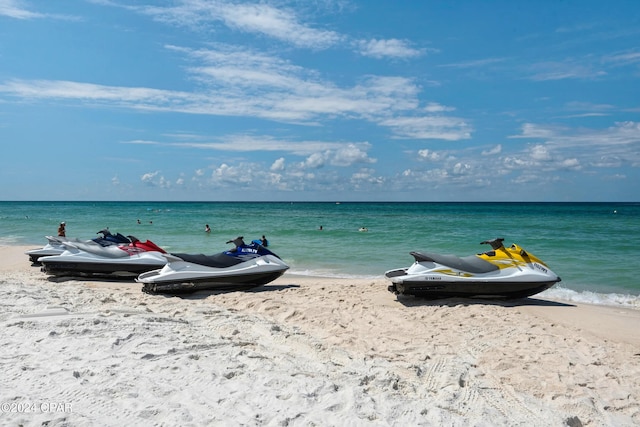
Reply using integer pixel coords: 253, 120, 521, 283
1, 201, 639, 307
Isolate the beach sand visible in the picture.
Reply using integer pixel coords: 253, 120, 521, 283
1, 245, 639, 426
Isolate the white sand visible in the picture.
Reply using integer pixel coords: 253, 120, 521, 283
1, 245, 639, 426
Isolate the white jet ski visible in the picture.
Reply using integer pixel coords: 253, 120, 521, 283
385, 238, 561, 299
26, 229, 131, 264
137, 237, 289, 294
39, 236, 168, 278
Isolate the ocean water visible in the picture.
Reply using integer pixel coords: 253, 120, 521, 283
1, 201, 639, 308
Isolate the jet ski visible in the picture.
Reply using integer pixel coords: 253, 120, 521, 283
137, 236, 289, 294
39, 235, 168, 278
26, 229, 131, 263
385, 238, 561, 299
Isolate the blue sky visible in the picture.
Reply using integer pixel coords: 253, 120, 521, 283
1, 0, 639, 201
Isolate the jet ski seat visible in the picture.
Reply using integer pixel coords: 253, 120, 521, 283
410, 252, 499, 274
171, 253, 243, 268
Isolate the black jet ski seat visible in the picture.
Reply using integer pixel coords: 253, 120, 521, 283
410, 252, 499, 274
170, 253, 244, 268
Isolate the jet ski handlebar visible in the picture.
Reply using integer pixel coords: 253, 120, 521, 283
480, 237, 505, 250
226, 236, 246, 247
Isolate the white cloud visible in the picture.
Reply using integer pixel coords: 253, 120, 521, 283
138, 0, 340, 49
602, 50, 640, 67
356, 38, 425, 59
452, 162, 471, 175
561, 158, 581, 170
141, 171, 159, 184
350, 168, 384, 187
424, 102, 455, 113
212, 163, 253, 185
0, 0, 42, 19
527, 60, 607, 81
0, 0, 76, 20
511, 123, 561, 139
126, 134, 371, 157
439, 57, 507, 69
303, 152, 329, 169
270, 157, 285, 171
417, 149, 443, 161
482, 145, 502, 156
529, 144, 551, 161
332, 143, 375, 166
218, 3, 341, 49
140, 171, 171, 189
379, 115, 472, 140
0, 36, 469, 140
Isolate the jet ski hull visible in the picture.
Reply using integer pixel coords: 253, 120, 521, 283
139, 269, 287, 294
40, 259, 167, 278
386, 275, 559, 299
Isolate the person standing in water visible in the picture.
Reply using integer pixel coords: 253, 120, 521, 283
58, 221, 66, 237
205, 224, 211, 233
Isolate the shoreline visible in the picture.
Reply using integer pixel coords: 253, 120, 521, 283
2, 245, 640, 425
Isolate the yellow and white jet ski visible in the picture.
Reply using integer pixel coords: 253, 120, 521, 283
385, 238, 561, 299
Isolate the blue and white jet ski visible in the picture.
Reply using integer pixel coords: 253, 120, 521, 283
137, 236, 289, 294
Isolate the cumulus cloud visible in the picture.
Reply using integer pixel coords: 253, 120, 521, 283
141, 171, 160, 184
270, 157, 285, 171
417, 149, 443, 161
452, 162, 471, 175
529, 144, 552, 161
332, 144, 375, 166
303, 152, 329, 169
140, 171, 174, 189
351, 168, 384, 187
298, 143, 375, 169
